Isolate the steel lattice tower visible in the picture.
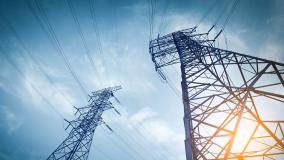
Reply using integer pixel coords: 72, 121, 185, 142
149, 27, 284, 160
47, 86, 121, 160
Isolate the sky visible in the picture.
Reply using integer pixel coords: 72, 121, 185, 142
0, 0, 284, 159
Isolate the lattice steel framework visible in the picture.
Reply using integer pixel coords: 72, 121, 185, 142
149, 27, 284, 160
47, 86, 121, 160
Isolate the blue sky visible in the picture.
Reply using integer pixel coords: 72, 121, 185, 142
0, 0, 284, 159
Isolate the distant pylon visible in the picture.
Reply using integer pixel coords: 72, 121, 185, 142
47, 86, 121, 160
149, 27, 284, 160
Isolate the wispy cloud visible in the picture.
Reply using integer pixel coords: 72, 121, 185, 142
128, 107, 157, 125
0, 106, 23, 134
258, 40, 284, 61
21, 68, 74, 115
106, 106, 184, 147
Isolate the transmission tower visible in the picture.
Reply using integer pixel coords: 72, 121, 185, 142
149, 27, 284, 160
47, 86, 121, 160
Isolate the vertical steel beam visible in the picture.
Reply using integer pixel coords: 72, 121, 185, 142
150, 28, 284, 160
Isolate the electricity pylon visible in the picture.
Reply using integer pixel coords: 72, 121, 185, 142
47, 86, 121, 160
149, 27, 284, 160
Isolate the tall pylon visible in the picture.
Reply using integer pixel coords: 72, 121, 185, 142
47, 86, 121, 160
149, 27, 284, 160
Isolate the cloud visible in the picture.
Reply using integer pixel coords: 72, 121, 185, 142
103, 106, 151, 127
0, 74, 17, 97
0, 106, 23, 134
128, 107, 157, 126
5, 111, 22, 134
101, 105, 185, 159
156, 12, 252, 54
0, 57, 30, 98
0, 50, 76, 116
258, 40, 284, 61
220, 30, 251, 53
108, 106, 184, 145
142, 119, 183, 143
161, 13, 199, 34
23, 71, 75, 115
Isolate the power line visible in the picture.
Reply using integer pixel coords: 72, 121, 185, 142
89, 0, 109, 84
212, 0, 231, 27
0, 10, 74, 107
89, 0, 125, 88
26, 0, 89, 98
111, 131, 147, 160
114, 124, 161, 160
149, 0, 172, 94
130, 124, 172, 160
34, 0, 88, 96
113, 104, 177, 159
0, 45, 64, 119
148, 0, 157, 40
223, 30, 229, 50
221, 0, 240, 30
157, 68, 181, 98
211, 0, 240, 41
65, 0, 102, 86
158, 0, 169, 35
152, 0, 157, 37
91, 145, 113, 160
196, 0, 219, 27
148, 0, 151, 40
89, 0, 103, 57
138, 121, 178, 159
165, 77, 182, 98
103, 132, 141, 160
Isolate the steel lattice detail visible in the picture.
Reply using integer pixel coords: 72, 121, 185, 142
149, 27, 284, 160
47, 86, 121, 160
